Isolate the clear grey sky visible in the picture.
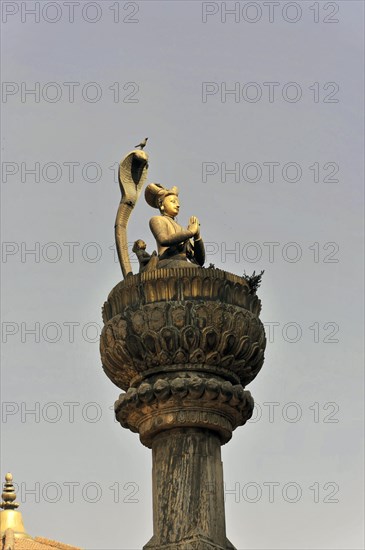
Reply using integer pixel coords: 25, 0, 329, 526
1, 1, 364, 549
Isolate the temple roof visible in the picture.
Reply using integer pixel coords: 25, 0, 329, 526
2, 531, 81, 550
1, 474, 81, 550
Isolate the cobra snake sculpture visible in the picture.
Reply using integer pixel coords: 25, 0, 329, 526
115, 149, 149, 278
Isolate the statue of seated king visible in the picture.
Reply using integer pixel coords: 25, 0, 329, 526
144, 183, 205, 270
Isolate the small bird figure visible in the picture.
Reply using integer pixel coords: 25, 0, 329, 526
135, 137, 148, 150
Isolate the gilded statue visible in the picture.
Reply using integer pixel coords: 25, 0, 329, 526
144, 184, 205, 269
115, 144, 205, 276
132, 239, 158, 273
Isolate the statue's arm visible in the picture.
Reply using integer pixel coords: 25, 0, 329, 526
138, 250, 152, 267
193, 237, 205, 266
150, 217, 194, 247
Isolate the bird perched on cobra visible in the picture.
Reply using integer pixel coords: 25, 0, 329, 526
135, 137, 148, 149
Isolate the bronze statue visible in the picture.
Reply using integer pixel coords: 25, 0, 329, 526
114, 149, 149, 278
145, 183, 205, 269
132, 239, 158, 272
115, 144, 205, 276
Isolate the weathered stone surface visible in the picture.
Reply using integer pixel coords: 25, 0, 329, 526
144, 535, 235, 549
142, 429, 235, 550
100, 269, 266, 392
115, 373, 254, 447
102, 267, 262, 320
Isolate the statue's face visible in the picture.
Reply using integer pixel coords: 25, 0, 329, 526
162, 195, 180, 217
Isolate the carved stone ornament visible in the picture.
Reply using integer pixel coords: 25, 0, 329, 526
100, 267, 266, 447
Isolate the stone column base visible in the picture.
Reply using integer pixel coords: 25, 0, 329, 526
144, 533, 236, 550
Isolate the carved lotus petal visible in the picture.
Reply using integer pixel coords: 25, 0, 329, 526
235, 336, 251, 360
205, 379, 220, 400
126, 334, 146, 361
189, 348, 205, 363
114, 316, 128, 340
153, 379, 171, 401
201, 276, 212, 297
147, 306, 166, 332
235, 385, 245, 400
125, 387, 138, 405
249, 348, 264, 369
206, 351, 221, 365
194, 305, 209, 329
103, 324, 116, 347
234, 311, 248, 334
131, 310, 146, 335
201, 328, 219, 352
114, 341, 133, 364
157, 350, 170, 365
160, 327, 179, 353
219, 331, 236, 355
142, 331, 161, 356
220, 355, 234, 368
138, 383, 154, 403
219, 381, 233, 402
173, 348, 188, 364
233, 358, 246, 369
244, 342, 260, 363
170, 377, 188, 398
171, 305, 186, 328
249, 317, 262, 339
115, 393, 126, 411
188, 377, 205, 399
181, 325, 200, 351
212, 306, 225, 330
191, 276, 202, 297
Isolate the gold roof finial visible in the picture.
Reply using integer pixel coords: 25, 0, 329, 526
1, 473, 19, 511
0, 473, 30, 539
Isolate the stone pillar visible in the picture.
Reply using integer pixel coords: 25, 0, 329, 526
148, 428, 227, 549
100, 267, 266, 549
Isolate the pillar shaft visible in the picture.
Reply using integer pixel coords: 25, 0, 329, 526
145, 428, 229, 550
